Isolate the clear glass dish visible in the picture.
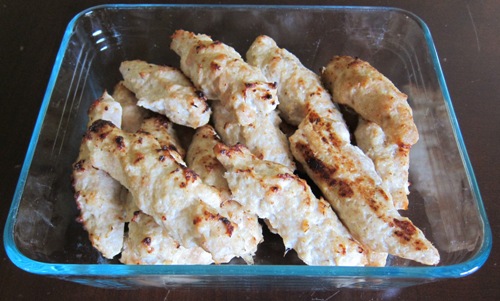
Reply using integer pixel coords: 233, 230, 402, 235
3, 4, 492, 289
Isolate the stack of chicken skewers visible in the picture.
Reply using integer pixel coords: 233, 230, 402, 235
72, 30, 439, 266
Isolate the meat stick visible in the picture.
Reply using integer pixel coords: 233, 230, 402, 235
171, 30, 278, 126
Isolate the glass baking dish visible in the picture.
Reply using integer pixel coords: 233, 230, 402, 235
4, 4, 492, 289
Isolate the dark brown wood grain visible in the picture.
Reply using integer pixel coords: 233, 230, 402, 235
1, 1, 498, 300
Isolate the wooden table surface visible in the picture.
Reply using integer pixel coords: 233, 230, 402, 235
1, 0, 498, 300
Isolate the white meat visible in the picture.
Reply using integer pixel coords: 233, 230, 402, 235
246, 35, 349, 142
139, 115, 186, 165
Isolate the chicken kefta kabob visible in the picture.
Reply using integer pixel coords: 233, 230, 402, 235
120, 60, 211, 129
72, 92, 127, 259
170, 30, 278, 126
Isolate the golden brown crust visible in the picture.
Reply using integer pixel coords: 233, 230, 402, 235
321, 56, 418, 147
289, 111, 439, 265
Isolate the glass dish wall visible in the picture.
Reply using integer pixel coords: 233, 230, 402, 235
4, 4, 491, 289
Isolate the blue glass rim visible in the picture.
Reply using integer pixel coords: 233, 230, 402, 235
3, 4, 492, 280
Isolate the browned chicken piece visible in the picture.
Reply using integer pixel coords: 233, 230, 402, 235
246, 35, 349, 141
289, 111, 439, 265
119, 60, 211, 129
214, 143, 368, 266
112, 81, 149, 132
170, 30, 278, 126
120, 211, 213, 265
321, 56, 419, 147
355, 118, 410, 210
84, 120, 258, 263
72, 92, 126, 259
186, 125, 263, 264
212, 100, 295, 170
139, 115, 186, 165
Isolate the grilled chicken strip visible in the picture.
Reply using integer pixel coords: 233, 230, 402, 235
212, 100, 295, 170
72, 92, 126, 259
84, 120, 255, 263
321, 56, 418, 147
112, 81, 149, 132
289, 112, 439, 265
170, 30, 278, 126
246, 35, 347, 137
119, 60, 211, 129
186, 125, 263, 264
120, 211, 214, 265
355, 118, 410, 210
215, 143, 368, 266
